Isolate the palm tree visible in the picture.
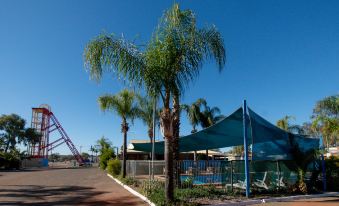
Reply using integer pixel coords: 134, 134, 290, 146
98, 89, 139, 178
136, 95, 160, 144
181, 98, 206, 161
199, 100, 225, 161
276, 115, 295, 131
311, 95, 339, 149
276, 115, 310, 135
84, 4, 226, 201
181, 98, 206, 134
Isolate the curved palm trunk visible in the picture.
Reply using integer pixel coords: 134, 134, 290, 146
121, 118, 129, 178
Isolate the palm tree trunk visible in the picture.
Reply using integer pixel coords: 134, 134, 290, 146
172, 93, 180, 187
148, 126, 153, 160
164, 135, 174, 201
161, 89, 174, 202
122, 118, 129, 178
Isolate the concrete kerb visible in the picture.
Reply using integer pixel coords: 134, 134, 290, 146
207, 192, 339, 206
107, 174, 156, 206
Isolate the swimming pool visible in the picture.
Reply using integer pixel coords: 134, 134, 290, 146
181, 174, 223, 185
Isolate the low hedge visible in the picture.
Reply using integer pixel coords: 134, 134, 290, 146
107, 159, 121, 176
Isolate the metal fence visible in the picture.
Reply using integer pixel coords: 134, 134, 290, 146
126, 160, 165, 179
125, 160, 320, 191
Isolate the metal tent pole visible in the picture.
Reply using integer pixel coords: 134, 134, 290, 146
243, 100, 250, 198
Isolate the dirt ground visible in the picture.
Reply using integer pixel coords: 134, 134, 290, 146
0, 167, 148, 206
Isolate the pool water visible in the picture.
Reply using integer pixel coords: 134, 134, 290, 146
181, 174, 223, 185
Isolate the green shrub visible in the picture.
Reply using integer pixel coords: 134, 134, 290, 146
107, 159, 121, 176
0, 152, 20, 169
119, 176, 140, 187
139, 180, 223, 206
99, 148, 114, 170
181, 177, 193, 189
176, 185, 224, 200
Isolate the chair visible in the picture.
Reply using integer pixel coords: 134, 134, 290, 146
276, 176, 286, 188
253, 172, 268, 190
226, 179, 247, 190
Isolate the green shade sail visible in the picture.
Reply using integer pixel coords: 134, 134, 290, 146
129, 106, 319, 160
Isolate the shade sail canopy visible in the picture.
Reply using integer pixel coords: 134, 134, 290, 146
129, 107, 319, 160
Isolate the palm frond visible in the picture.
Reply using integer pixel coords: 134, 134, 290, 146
84, 34, 145, 85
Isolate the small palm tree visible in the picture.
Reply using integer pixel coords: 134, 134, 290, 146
276, 115, 295, 131
181, 98, 206, 134
199, 101, 225, 160
98, 89, 139, 178
181, 98, 206, 161
136, 95, 160, 144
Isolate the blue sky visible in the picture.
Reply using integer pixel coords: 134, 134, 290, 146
0, 0, 338, 155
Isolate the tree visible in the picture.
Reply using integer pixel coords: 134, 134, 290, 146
81, 152, 90, 160
90, 145, 99, 162
98, 90, 139, 177
276, 115, 307, 135
181, 98, 206, 134
199, 100, 225, 160
312, 95, 339, 148
49, 153, 60, 162
199, 100, 225, 129
0, 114, 26, 153
181, 98, 207, 161
288, 134, 318, 194
231, 145, 244, 156
276, 115, 295, 131
24, 128, 41, 147
136, 95, 160, 144
97, 137, 115, 169
83, 4, 226, 201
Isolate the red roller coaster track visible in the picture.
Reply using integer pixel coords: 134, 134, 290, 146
29, 106, 83, 164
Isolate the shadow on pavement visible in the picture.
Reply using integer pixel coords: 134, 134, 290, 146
0, 185, 143, 206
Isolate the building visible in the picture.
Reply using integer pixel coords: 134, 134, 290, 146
127, 139, 225, 160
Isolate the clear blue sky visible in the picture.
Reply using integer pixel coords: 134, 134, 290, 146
1, 0, 338, 155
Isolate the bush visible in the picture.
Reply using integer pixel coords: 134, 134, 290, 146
325, 156, 339, 191
107, 159, 121, 176
99, 148, 114, 170
0, 152, 20, 169
139, 180, 226, 206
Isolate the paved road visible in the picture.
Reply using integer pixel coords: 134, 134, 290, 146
253, 195, 339, 206
0, 167, 148, 206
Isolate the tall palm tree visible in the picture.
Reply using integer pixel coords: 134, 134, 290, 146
84, 4, 226, 201
98, 89, 139, 178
